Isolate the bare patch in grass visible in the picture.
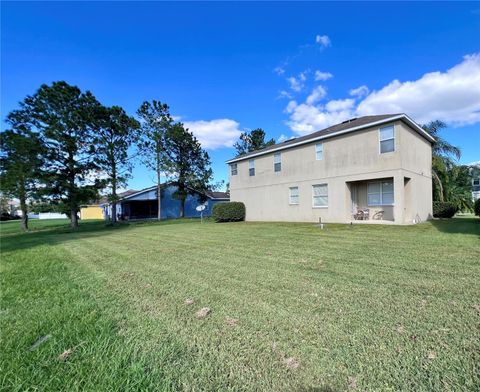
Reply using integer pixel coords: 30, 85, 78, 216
472, 304, 480, 314
58, 341, 85, 362
184, 298, 194, 305
395, 324, 404, 334
348, 376, 358, 389
427, 351, 436, 360
282, 356, 300, 370
196, 307, 211, 319
58, 348, 73, 362
226, 317, 239, 327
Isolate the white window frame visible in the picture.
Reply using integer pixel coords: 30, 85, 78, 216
315, 143, 323, 160
274, 152, 281, 172
312, 184, 328, 208
249, 159, 255, 176
367, 180, 394, 206
230, 163, 238, 176
289, 186, 299, 205
379, 125, 395, 154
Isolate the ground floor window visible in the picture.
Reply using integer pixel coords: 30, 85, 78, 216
312, 184, 328, 207
289, 186, 299, 205
367, 180, 394, 206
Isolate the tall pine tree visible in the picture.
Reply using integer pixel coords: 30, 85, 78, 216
95, 106, 139, 223
136, 101, 173, 220
164, 123, 213, 217
0, 111, 44, 231
17, 81, 102, 228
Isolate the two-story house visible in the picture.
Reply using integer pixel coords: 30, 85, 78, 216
227, 114, 434, 224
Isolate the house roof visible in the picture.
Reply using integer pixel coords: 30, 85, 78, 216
226, 113, 435, 164
207, 191, 229, 200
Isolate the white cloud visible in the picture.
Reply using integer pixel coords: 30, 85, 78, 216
285, 100, 298, 113
306, 86, 327, 105
357, 53, 480, 125
349, 85, 369, 98
286, 53, 480, 135
314, 70, 333, 81
325, 98, 355, 112
278, 90, 293, 99
274, 66, 285, 75
287, 76, 304, 92
183, 119, 242, 149
286, 102, 354, 135
315, 35, 331, 48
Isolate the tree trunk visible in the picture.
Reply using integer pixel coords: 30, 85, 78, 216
432, 169, 444, 202
68, 152, 78, 228
19, 196, 28, 232
111, 162, 117, 223
157, 150, 161, 221
111, 202, 117, 223
180, 197, 185, 218
70, 209, 78, 228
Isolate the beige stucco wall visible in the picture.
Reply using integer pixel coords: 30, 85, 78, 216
229, 120, 432, 224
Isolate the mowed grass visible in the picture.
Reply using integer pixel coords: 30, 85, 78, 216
1, 217, 479, 391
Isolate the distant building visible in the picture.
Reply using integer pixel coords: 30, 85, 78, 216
104, 183, 229, 220
472, 177, 480, 201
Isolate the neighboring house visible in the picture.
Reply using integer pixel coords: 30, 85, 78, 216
472, 178, 480, 201
104, 183, 229, 220
227, 114, 434, 224
80, 205, 105, 220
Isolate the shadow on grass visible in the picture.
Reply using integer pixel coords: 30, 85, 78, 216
0, 217, 209, 254
0, 220, 132, 254
430, 216, 480, 236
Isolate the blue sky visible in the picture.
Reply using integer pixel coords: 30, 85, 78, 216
2, 2, 480, 191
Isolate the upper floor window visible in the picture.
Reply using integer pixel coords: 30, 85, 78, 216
312, 184, 328, 207
249, 159, 255, 176
473, 178, 480, 186
379, 125, 395, 153
315, 143, 323, 160
274, 153, 281, 172
230, 163, 238, 176
367, 180, 394, 206
289, 186, 299, 205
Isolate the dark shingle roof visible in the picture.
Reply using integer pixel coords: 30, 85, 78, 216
227, 114, 407, 163
207, 191, 229, 200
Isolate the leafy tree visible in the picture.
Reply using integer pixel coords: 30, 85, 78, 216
234, 128, 275, 157
422, 120, 461, 202
136, 101, 173, 220
164, 122, 213, 217
95, 106, 140, 223
0, 113, 44, 231
14, 81, 102, 228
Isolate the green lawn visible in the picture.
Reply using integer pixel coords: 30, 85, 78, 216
1, 217, 479, 391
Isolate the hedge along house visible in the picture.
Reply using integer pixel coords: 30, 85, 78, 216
104, 183, 229, 220
227, 114, 434, 225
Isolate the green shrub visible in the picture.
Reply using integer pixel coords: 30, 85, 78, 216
474, 198, 480, 217
212, 202, 245, 222
433, 201, 458, 218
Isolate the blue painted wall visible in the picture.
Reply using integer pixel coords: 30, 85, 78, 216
115, 185, 227, 220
